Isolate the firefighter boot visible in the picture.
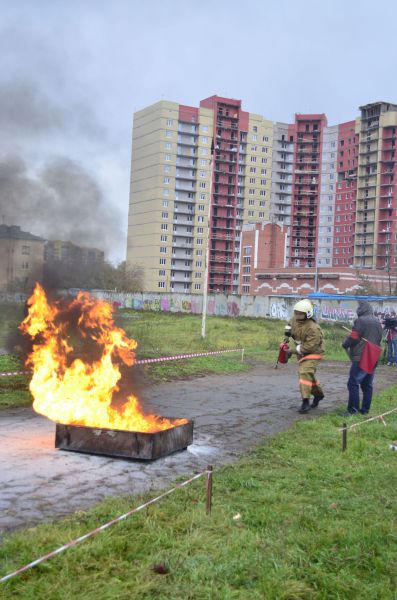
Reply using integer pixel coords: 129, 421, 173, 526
311, 393, 324, 409
298, 399, 311, 414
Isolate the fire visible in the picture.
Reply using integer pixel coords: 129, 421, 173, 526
20, 284, 186, 433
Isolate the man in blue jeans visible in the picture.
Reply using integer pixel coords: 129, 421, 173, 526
341, 300, 383, 415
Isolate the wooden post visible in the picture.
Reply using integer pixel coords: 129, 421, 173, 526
342, 422, 347, 452
241, 349, 245, 363
206, 465, 213, 515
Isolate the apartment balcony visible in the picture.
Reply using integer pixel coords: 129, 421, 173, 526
175, 183, 195, 192
172, 241, 193, 249
294, 169, 319, 175
170, 262, 193, 272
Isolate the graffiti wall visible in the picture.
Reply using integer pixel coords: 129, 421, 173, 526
88, 290, 397, 323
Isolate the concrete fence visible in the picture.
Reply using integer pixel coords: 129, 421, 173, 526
3, 289, 397, 324
90, 290, 397, 324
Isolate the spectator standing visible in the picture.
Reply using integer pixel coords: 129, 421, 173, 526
341, 300, 383, 415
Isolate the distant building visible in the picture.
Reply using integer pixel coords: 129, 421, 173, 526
0, 225, 45, 292
239, 223, 287, 294
45, 241, 104, 266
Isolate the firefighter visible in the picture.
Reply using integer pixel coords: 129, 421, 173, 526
285, 299, 325, 414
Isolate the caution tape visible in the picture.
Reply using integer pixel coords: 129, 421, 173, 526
0, 470, 209, 584
340, 407, 397, 431
0, 349, 244, 378
0, 370, 30, 378
135, 348, 244, 365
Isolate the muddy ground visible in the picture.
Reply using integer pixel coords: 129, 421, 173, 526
0, 361, 396, 538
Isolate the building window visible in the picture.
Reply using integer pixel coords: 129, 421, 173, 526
164, 177, 170, 184
259, 212, 264, 218
166, 119, 173, 126
161, 223, 168, 230
158, 281, 165, 288
159, 269, 166, 276
159, 258, 166, 265
250, 167, 256, 173
198, 204, 205, 211
163, 189, 169, 196
242, 285, 250, 293
160, 235, 167, 242
166, 130, 172, 138
196, 260, 202, 267
199, 182, 206, 188
160, 247, 167, 253
249, 177, 256, 183
202, 136, 208, 144
165, 154, 171, 161
249, 189, 255, 195
196, 249, 203, 256
194, 283, 201, 290
249, 199, 255, 205
197, 227, 204, 233
22, 245, 30, 255
251, 156, 257, 163
197, 239, 203, 245
163, 200, 168, 207
248, 210, 254, 217
162, 212, 168, 219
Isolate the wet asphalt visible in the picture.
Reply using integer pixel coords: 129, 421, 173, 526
0, 361, 395, 538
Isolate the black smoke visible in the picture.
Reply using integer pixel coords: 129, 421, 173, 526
0, 80, 124, 257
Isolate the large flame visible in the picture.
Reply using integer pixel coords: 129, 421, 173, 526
20, 284, 186, 433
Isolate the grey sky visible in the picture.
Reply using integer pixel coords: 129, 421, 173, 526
1, 0, 396, 262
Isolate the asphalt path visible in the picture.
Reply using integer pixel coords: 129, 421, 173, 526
0, 361, 395, 538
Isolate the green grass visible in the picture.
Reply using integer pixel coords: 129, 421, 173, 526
1, 386, 396, 599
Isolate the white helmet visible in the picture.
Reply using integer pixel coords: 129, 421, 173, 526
294, 299, 314, 319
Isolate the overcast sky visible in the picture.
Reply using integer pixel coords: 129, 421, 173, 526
1, 0, 397, 263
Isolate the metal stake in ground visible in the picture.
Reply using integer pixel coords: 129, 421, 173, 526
342, 422, 347, 452
206, 465, 213, 515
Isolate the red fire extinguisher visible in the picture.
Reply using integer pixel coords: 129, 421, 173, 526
275, 340, 290, 367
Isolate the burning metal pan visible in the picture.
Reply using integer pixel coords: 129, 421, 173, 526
55, 420, 193, 461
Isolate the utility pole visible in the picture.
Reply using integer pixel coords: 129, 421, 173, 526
201, 139, 215, 338
314, 254, 319, 293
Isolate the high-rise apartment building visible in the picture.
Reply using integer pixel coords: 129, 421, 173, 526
127, 97, 397, 294
127, 96, 272, 294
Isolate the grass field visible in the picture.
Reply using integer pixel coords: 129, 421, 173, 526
1, 385, 396, 599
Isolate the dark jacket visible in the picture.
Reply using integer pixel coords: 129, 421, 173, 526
342, 301, 383, 362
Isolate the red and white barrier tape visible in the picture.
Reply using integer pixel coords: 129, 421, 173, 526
135, 348, 243, 365
0, 470, 207, 584
0, 349, 244, 378
0, 370, 30, 377
340, 407, 397, 431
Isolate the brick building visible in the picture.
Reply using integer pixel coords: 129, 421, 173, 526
0, 225, 45, 292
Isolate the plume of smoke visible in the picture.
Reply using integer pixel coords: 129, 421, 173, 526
0, 80, 125, 259
0, 155, 124, 255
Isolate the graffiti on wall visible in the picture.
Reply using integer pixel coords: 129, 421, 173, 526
320, 304, 355, 322
270, 301, 289, 320
88, 290, 397, 323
